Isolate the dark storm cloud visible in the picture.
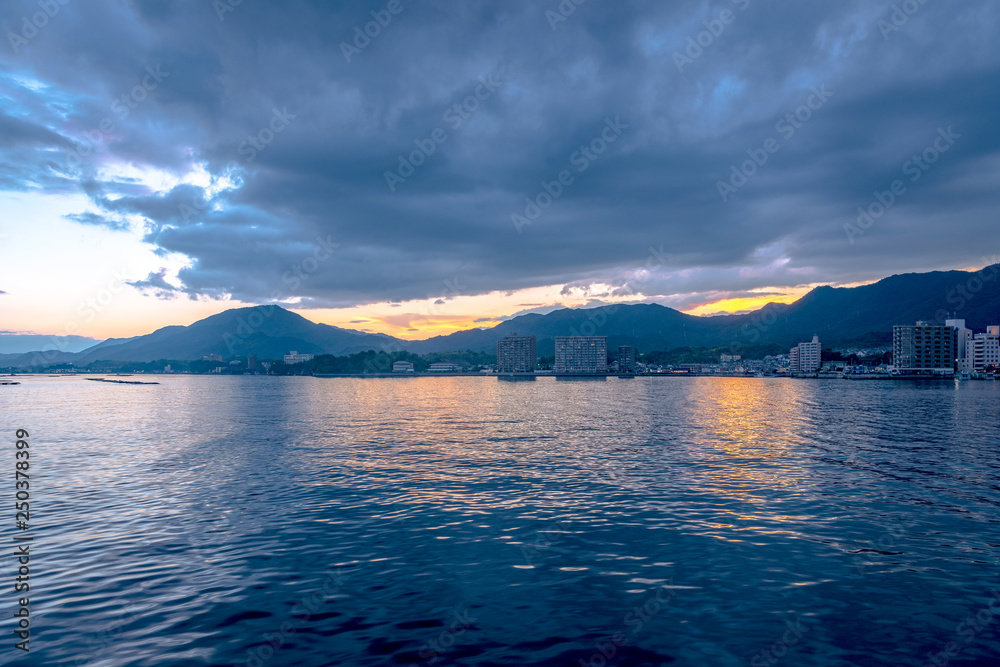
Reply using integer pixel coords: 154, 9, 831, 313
2, 0, 999, 307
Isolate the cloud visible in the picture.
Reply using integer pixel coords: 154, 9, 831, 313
127, 268, 181, 299
63, 212, 131, 232
0, 0, 998, 312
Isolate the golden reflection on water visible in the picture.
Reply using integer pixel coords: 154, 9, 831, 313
280, 376, 828, 545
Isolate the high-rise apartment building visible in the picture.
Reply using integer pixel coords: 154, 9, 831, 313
618, 346, 636, 373
554, 336, 607, 373
947, 319, 974, 373
496, 333, 537, 373
789, 335, 821, 373
892, 322, 957, 375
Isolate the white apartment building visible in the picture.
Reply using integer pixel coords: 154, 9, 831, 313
970, 325, 1000, 371
789, 335, 821, 373
947, 320, 999, 372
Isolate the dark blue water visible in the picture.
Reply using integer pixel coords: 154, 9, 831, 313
2, 375, 999, 666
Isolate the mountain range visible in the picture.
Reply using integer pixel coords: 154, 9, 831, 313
3, 264, 998, 367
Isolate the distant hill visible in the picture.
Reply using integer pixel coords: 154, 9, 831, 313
405, 263, 1000, 354
67, 305, 402, 365
3, 264, 998, 367
0, 333, 101, 354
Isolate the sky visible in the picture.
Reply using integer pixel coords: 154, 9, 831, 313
1, 0, 998, 342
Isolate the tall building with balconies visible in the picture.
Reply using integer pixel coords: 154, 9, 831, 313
789, 335, 821, 373
496, 333, 537, 373
618, 345, 636, 373
892, 322, 957, 376
555, 336, 607, 373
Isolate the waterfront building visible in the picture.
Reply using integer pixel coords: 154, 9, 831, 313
496, 333, 537, 373
789, 335, 821, 373
892, 322, 957, 376
284, 351, 315, 365
428, 362, 461, 372
554, 336, 607, 373
946, 319, 974, 373
618, 346, 636, 373
970, 325, 1000, 371
392, 361, 415, 373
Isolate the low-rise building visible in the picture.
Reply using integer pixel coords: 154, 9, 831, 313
284, 351, 315, 365
970, 325, 1000, 371
428, 362, 461, 372
392, 361, 415, 373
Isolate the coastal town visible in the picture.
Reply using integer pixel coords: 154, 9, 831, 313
483, 317, 1000, 380
5, 318, 998, 381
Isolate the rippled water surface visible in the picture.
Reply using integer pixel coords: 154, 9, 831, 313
2, 375, 1000, 666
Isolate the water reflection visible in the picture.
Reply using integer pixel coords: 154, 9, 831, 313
2, 375, 998, 666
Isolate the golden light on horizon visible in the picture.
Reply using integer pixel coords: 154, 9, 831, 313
680, 289, 812, 317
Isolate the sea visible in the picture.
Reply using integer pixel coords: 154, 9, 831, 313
1, 375, 999, 666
